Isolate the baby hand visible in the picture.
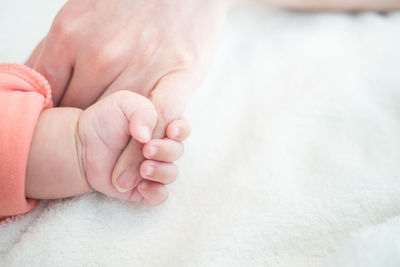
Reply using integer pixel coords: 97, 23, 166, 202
78, 90, 189, 205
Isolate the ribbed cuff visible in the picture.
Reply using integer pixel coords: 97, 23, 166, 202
0, 63, 52, 217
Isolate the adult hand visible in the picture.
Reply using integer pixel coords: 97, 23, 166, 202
27, 0, 230, 137
26, 0, 231, 194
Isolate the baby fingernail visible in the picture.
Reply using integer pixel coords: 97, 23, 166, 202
115, 170, 136, 193
147, 145, 157, 157
140, 126, 151, 142
139, 180, 150, 190
172, 128, 180, 139
145, 166, 154, 176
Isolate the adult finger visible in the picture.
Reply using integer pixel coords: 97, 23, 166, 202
111, 71, 199, 195
150, 70, 201, 138
165, 117, 191, 141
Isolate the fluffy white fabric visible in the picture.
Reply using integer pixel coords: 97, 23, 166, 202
323, 217, 400, 267
1, 0, 400, 266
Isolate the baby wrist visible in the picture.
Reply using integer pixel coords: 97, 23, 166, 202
26, 107, 91, 199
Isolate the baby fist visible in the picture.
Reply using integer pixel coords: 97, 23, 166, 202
77, 91, 158, 203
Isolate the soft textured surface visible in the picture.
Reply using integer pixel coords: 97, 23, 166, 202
323, 217, 400, 267
1, 0, 400, 266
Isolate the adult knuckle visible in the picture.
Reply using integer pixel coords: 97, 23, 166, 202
137, 27, 163, 60
94, 45, 124, 71
173, 49, 196, 69
51, 14, 77, 40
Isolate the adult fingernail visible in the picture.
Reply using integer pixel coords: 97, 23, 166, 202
115, 170, 136, 193
140, 126, 151, 142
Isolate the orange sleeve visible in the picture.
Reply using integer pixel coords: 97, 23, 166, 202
0, 63, 52, 217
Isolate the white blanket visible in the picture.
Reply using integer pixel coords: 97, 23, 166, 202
1, 1, 400, 266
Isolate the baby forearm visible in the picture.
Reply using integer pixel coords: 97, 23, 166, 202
26, 107, 90, 199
